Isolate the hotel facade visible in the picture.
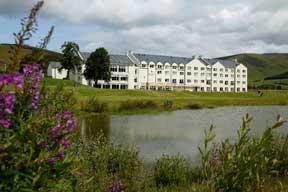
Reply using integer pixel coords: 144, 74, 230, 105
50, 51, 248, 92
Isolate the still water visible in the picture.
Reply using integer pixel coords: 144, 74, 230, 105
80, 106, 288, 162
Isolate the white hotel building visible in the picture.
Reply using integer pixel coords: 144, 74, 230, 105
50, 51, 248, 92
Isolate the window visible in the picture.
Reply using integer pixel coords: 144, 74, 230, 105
213, 68, 217, 71
165, 78, 170, 82
237, 88, 240, 92
157, 71, 162, 74
231, 88, 234, 92
243, 81, 246, 84
194, 80, 198, 83
220, 68, 224, 72
243, 75, 246, 78
180, 72, 184, 75
225, 81, 229, 85
165, 71, 169, 75
134, 78, 137, 82
173, 71, 177, 75
225, 87, 228, 92
225, 74, 229, 77
165, 65, 170, 69
141, 64, 147, 68
135, 69, 137, 74
194, 72, 198, 76
207, 80, 211, 85
180, 66, 184, 70
201, 67, 205, 71
231, 74, 235, 78
187, 79, 191, 83
180, 79, 184, 84
231, 81, 234, 85
220, 87, 223, 91
207, 87, 211, 92
237, 75, 240, 78
157, 78, 162, 82
157, 65, 163, 69
119, 66, 126, 72
111, 66, 117, 72
172, 79, 177, 83
201, 73, 205, 77
242, 88, 246, 92
213, 73, 217, 77
237, 81, 240, 84
237, 69, 240, 73
112, 76, 119, 81
187, 66, 192, 70
220, 74, 223, 77
201, 80, 205, 83
242, 70, 246, 73
213, 87, 217, 91
187, 72, 191, 76
220, 80, 223, 84
194, 67, 198, 70
172, 65, 177, 69
213, 80, 217, 83
150, 64, 154, 68
207, 68, 211, 71
120, 77, 128, 81
225, 69, 228, 72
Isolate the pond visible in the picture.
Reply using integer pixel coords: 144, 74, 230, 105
79, 106, 288, 162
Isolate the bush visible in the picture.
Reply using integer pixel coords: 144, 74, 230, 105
81, 97, 109, 113
163, 100, 173, 110
199, 114, 287, 191
186, 103, 203, 110
83, 139, 143, 191
153, 154, 189, 187
118, 100, 158, 111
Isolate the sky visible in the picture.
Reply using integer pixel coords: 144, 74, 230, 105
0, 0, 288, 58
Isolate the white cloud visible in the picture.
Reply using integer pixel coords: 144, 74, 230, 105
1, 0, 288, 57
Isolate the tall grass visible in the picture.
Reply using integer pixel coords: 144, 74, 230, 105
118, 100, 159, 112
81, 97, 109, 113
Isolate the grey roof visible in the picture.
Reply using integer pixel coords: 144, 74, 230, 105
203, 58, 237, 68
49, 61, 62, 69
80, 52, 133, 65
133, 53, 192, 64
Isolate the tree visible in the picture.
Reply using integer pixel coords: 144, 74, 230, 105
60, 41, 82, 79
84, 47, 111, 87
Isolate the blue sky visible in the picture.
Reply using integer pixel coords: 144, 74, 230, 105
1, 0, 288, 57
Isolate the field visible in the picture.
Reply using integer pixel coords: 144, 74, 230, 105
43, 78, 288, 114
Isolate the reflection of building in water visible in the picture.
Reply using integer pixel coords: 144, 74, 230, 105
49, 51, 248, 92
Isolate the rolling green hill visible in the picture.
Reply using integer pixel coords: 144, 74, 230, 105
218, 53, 288, 82
0, 43, 62, 65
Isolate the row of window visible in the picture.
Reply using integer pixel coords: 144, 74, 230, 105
151, 71, 246, 78
141, 86, 246, 92
155, 78, 246, 85
111, 76, 128, 81
110, 66, 126, 72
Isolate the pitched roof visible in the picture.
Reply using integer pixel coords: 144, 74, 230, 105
80, 52, 133, 65
202, 58, 237, 68
133, 53, 192, 64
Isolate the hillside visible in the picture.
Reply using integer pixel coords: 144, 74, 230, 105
218, 53, 288, 82
0, 43, 62, 64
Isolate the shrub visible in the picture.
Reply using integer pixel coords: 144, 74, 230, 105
82, 139, 143, 191
186, 103, 203, 110
81, 97, 109, 113
199, 114, 287, 191
153, 154, 189, 187
163, 100, 173, 110
0, 64, 80, 191
118, 100, 158, 111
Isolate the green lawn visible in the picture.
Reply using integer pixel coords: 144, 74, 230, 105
43, 78, 288, 114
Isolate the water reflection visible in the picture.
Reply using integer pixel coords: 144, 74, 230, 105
80, 106, 288, 162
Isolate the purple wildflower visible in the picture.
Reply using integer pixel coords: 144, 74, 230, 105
63, 111, 72, 119
13, 73, 24, 89
66, 119, 75, 133
60, 138, 71, 148
0, 119, 12, 128
31, 91, 40, 109
57, 151, 65, 158
48, 157, 57, 165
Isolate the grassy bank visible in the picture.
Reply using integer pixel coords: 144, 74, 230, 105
43, 78, 288, 114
